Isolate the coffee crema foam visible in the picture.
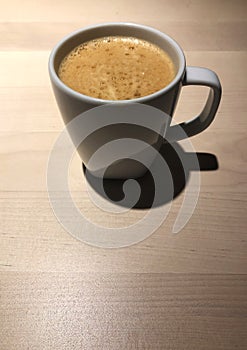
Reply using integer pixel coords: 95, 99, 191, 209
58, 36, 176, 100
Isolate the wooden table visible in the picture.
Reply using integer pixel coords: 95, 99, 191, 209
0, 1, 246, 349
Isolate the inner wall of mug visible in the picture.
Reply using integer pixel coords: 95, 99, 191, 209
53, 23, 184, 82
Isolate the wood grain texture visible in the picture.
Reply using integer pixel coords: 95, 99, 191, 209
0, 0, 246, 349
1, 273, 247, 350
1, 22, 246, 51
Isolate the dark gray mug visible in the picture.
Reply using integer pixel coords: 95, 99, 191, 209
49, 22, 221, 178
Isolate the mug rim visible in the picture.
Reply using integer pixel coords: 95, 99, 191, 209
49, 22, 186, 104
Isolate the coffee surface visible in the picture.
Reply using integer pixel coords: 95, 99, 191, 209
58, 36, 175, 100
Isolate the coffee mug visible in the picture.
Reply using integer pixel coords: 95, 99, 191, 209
49, 22, 222, 178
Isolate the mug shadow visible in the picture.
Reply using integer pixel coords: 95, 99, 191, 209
83, 140, 218, 209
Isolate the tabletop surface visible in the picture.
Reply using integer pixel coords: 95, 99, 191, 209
0, 1, 247, 349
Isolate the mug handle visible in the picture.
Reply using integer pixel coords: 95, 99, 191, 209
166, 66, 222, 141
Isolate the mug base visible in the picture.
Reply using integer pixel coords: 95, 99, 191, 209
82, 159, 149, 179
